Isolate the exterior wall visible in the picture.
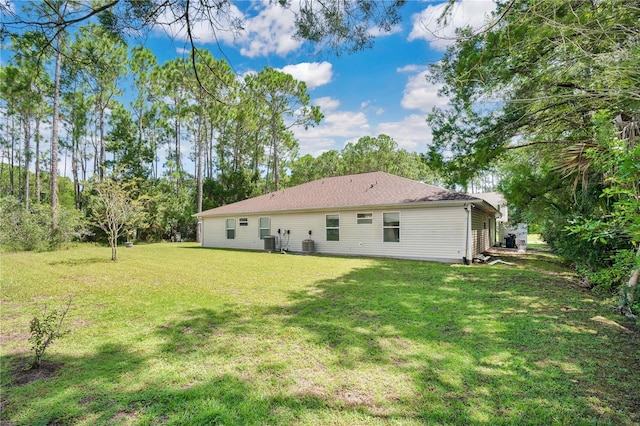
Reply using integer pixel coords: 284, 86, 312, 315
471, 207, 492, 256
201, 205, 470, 263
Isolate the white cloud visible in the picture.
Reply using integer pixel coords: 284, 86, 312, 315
155, 2, 245, 44
279, 62, 333, 89
237, 0, 301, 58
0, 0, 15, 14
314, 96, 341, 112
155, 1, 301, 58
408, 0, 496, 50
293, 108, 371, 156
367, 24, 403, 38
375, 108, 384, 116
401, 70, 448, 112
376, 114, 433, 152
397, 64, 422, 73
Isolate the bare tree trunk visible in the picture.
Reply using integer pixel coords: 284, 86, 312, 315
35, 115, 41, 203
98, 104, 105, 180
196, 117, 204, 243
110, 234, 118, 261
9, 115, 15, 195
72, 132, 80, 209
23, 116, 31, 210
175, 115, 181, 195
51, 30, 62, 230
271, 113, 279, 191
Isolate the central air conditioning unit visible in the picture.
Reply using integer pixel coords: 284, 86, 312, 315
264, 235, 276, 252
301, 239, 315, 253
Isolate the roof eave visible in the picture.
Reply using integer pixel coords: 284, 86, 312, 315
195, 199, 476, 218
467, 199, 501, 216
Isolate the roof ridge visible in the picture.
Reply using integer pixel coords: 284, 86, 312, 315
196, 171, 479, 217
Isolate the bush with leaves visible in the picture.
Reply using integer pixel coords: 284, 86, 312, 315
0, 196, 84, 252
86, 175, 148, 261
27, 295, 72, 370
565, 115, 640, 318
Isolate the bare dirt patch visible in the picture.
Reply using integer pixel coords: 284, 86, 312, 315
3, 355, 64, 387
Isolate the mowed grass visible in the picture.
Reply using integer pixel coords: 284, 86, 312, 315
1, 243, 638, 425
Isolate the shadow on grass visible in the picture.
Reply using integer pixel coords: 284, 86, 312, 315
267, 257, 638, 424
47, 257, 112, 266
1, 343, 146, 424
0, 344, 329, 425
155, 306, 244, 354
2, 252, 638, 425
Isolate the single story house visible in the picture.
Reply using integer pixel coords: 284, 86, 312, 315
195, 171, 500, 263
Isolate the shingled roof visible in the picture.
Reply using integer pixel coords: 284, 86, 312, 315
197, 171, 487, 217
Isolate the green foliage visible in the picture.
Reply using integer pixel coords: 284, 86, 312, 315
581, 249, 636, 294
201, 170, 260, 211
291, 0, 406, 53
106, 104, 154, 180
429, 0, 639, 316
143, 179, 197, 241
27, 295, 72, 370
289, 135, 437, 186
247, 67, 323, 191
0, 196, 83, 252
86, 175, 148, 260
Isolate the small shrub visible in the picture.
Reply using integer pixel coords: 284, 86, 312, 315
583, 249, 635, 294
27, 295, 72, 370
0, 196, 84, 252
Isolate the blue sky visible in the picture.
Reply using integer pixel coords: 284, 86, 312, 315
145, 0, 496, 157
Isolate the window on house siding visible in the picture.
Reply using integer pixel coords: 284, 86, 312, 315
259, 217, 270, 239
226, 219, 236, 239
383, 212, 400, 242
357, 213, 373, 224
239, 218, 248, 226
326, 214, 340, 241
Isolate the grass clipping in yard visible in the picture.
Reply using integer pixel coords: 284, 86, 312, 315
1, 243, 638, 425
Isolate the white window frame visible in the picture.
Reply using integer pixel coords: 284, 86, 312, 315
383, 212, 400, 243
239, 218, 248, 227
259, 217, 271, 239
356, 212, 373, 224
326, 214, 340, 242
226, 218, 236, 240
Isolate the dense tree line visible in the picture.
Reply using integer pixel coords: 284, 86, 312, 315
427, 0, 639, 316
0, 2, 428, 248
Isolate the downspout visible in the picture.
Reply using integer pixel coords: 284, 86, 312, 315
464, 204, 474, 264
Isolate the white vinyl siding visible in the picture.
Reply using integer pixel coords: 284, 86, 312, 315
471, 208, 491, 256
200, 205, 475, 263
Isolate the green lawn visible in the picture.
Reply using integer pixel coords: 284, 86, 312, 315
1, 243, 638, 425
